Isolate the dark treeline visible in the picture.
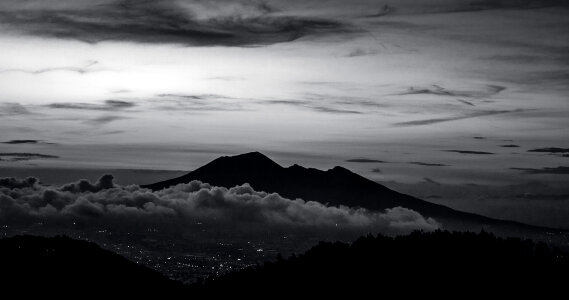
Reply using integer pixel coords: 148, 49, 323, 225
1, 231, 568, 297
193, 230, 569, 297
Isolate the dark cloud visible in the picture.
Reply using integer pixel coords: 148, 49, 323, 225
511, 166, 569, 175
0, 175, 440, 234
500, 144, 520, 148
444, 150, 495, 155
0, 103, 31, 116
394, 110, 521, 127
0, 0, 346, 46
2, 140, 56, 145
371, 168, 381, 173
456, 99, 475, 106
264, 99, 364, 115
47, 100, 136, 111
2, 140, 39, 144
409, 162, 449, 167
396, 84, 506, 98
154, 94, 244, 112
362, 4, 394, 18
423, 178, 441, 185
473, 136, 486, 140
346, 158, 387, 163
0, 153, 59, 162
311, 106, 363, 114
0, 177, 38, 189
84, 115, 129, 126
60, 174, 115, 193
346, 48, 380, 57
528, 148, 569, 154
466, 0, 568, 11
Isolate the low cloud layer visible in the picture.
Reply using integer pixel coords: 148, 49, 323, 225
0, 175, 440, 235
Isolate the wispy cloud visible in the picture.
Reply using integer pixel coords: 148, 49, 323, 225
528, 148, 569, 154
511, 166, 569, 175
394, 84, 506, 98
2, 140, 55, 145
394, 110, 522, 127
0, 61, 105, 75
262, 94, 373, 115
444, 150, 495, 155
346, 158, 387, 163
409, 162, 449, 167
0, 153, 59, 162
0, 103, 32, 116
84, 115, 129, 126
47, 100, 136, 111
153, 94, 244, 112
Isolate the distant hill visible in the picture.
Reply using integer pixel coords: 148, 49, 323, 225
193, 230, 569, 296
144, 152, 555, 235
0, 235, 185, 296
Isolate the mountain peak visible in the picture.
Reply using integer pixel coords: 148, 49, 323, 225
230, 151, 273, 162
192, 152, 283, 176
216, 151, 282, 169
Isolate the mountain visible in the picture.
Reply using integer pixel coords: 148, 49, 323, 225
143, 152, 553, 235
0, 235, 185, 296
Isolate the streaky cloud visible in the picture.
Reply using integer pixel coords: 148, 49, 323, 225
528, 148, 569, 154
84, 115, 129, 126
346, 158, 387, 163
47, 100, 136, 111
0, 153, 59, 162
409, 162, 449, 167
444, 150, 495, 155
511, 166, 569, 175
394, 110, 522, 127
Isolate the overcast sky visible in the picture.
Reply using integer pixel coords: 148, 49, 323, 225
0, 0, 568, 226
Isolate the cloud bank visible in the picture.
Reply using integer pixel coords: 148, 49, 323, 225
0, 175, 440, 235
0, 0, 344, 46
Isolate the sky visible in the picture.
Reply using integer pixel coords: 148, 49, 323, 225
0, 0, 568, 227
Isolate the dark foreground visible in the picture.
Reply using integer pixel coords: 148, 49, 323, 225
1, 231, 567, 297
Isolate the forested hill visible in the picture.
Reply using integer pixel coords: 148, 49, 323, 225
193, 230, 569, 296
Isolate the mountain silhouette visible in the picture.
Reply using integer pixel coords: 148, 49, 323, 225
143, 152, 551, 234
0, 235, 186, 296
192, 230, 568, 297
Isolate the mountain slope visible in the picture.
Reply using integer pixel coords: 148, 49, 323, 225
0, 235, 185, 296
143, 152, 551, 233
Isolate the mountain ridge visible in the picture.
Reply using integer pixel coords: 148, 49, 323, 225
143, 152, 559, 235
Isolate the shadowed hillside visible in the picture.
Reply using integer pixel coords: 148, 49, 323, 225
193, 230, 569, 296
0, 235, 186, 296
